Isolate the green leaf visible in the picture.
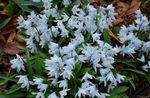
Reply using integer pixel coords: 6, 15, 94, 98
115, 58, 135, 67
79, 68, 92, 76
0, 18, 11, 29
121, 94, 129, 98
12, 0, 43, 12
123, 68, 146, 76
143, 74, 150, 84
102, 29, 112, 45
17, 45, 26, 50
3, 84, 21, 95
110, 86, 128, 95
0, 91, 26, 98
74, 61, 82, 75
17, 34, 26, 41
26, 48, 34, 77
34, 57, 43, 75
0, 74, 16, 85
125, 77, 136, 90
38, 50, 49, 59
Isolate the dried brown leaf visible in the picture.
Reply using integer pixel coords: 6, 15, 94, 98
3, 42, 24, 55
0, 32, 6, 49
108, 29, 120, 43
7, 30, 16, 43
126, 0, 141, 15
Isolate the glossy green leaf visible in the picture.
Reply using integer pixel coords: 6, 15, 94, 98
12, 0, 43, 12
79, 68, 92, 76
0, 18, 11, 29
74, 61, 82, 75
3, 85, 21, 95
0, 74, 16, 85
123, 68, 146, 76
110, 86, 128, 95
115, 58, 135, 67
102, 29, 112, 45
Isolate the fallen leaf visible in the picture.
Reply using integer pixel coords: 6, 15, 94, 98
126, 0, 141, 15
108, 29, 121, 44
0, 9, 11, 16
3, 42, 24, 55
7, 30, 16, 43
91, 0, 103, 9
0, 32, 6, 49
113, 17, 124, 25
1, 17, 18, 34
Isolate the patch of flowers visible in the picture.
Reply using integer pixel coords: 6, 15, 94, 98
10, 0, 150, 98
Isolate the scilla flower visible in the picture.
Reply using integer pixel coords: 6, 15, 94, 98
10, 54, 25, 72
16, 75, 30, 90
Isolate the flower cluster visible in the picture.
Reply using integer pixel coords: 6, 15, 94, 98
10, 0, 150, 98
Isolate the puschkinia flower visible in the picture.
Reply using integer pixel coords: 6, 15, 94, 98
32, 92, 45, 98
76, 80, 106, 98
16, 0, 150, 97
10, 54, 25, 72
48, 92, 59, 98
16, 75, 30, 90
135, 9, 149, 31
33, 77, 48, 93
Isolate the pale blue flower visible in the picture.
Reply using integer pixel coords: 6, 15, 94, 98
48, 92, 59, 98
10, 54, 25, 72
16, 75, 30, 90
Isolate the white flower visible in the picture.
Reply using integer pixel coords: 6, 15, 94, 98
59, 89, 70, 98
96, 76, 107, 87
98, 4, 116, 31
61, 65, 73, 80
17, 16, 26, 28
99, 93, 109, 98
120, 45, 136, 56
129, 37, 143, 50
77, 80, 101, 98
48, 42, 60, 55
87, 4, 97, 18
76, 88, 86, 98
62, 13, 69, 22
58, 79, 68, 89
45, 55, 63, 68
33, 77, 43, 85
10, 54, 25, 72
26, 37, 36, 53
48, 92, 59, 98
37, 83, 48, 93
62, 43, 76, 55
99, 68, 111, 76
106, 72, 116, 85
33, 77, 48, 93
142, 61, 150, 72
135, 9, 149, 31
116, 73, 125, 83
57, 20, 69, 37
71, 33, 84, 46
49, 78, 58, 86
45, 55, 64, 78
40, 29, 52, 47
63, 0, 71, 6
81, 73, 94, 81
92, 33, 101, 42
142, 41, 150, 53
72, 5, 85, 18
16, 75, 30, 90
32, 92, 45, 98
